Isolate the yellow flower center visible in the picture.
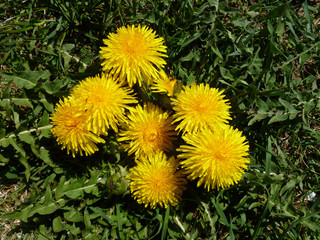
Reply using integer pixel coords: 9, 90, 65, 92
65, 116, 80, 128
144, 128, 159, 142
124, 36, 146, 59
150, 170, 169, 191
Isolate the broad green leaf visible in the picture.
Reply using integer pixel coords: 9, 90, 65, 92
64, 178, 85, 199
64, 207, 83, 223
41, 77, 69, 94
53, 216, 63, 233
19, 131, 35, 145
28, 198, 68, 218
11, 96, 33, 109
0, 70, 51, 89
84, 207, 92, 229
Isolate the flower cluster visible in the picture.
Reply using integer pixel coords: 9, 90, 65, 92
51, 25, 250, 209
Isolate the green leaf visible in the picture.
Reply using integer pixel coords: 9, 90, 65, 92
247, 49, 264, 78
41, 77, 69, 94
212, 198, 229, 226
0, 70, 51, 89
63, 178, 86, 199
18, 156, 30, 181
53, 216, 63, 233
19, 131, 35, 145
84, 207, 92, 230
0, 153, 10, 166
279, 99, 299, 120
55, 176, 67, 200
268, 111, 288, 124
39, 92, 55, 113
64, 206, 83, 223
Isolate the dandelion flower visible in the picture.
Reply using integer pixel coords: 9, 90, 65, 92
172, 83, 231, 134
118, 102, 176, 158
71, 74, 137, 135
51, 97, 105, 157
151, 70, 178, 96
127, 152, 187, 208
100, 25, 167, 87
178, 126, 250, 190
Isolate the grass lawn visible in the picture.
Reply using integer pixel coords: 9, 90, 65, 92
1, 0, 320, 239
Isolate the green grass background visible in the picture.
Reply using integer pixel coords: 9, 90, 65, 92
0, 0, 320, 239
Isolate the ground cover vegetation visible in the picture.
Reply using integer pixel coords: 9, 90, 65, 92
0, 0, 320, 239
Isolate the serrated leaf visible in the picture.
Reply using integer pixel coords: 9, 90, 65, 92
43, 173, 56, 189
268, 111, 288, 124
180, 32, 202, 48
84, 208, 92, 229
28, 198, 68, 218
41, 78, 69, 94
8, 137, 26, 157
1, 204, 33, 222
19, 132, 35, 145
11, 96, 33, 109
18, 156, 30, 181
248, 50, 264, 78
64, 207, 83, 223
248, 113, 268, 126
39, 147, 57, 167
64, 178, 85, 199
0, 70, 51, 89
65, 223, 81, 236
39, 92, 55, 113
279, 99, 299, 120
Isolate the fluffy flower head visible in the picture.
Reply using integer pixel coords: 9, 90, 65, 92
50, 97, 105, 157
71, 74, 137, 135
127, 152, 187, 208
178, 126, 250, 190
118, 102, 176, 158
172, 83, 231, 134
100, 25, 167, 87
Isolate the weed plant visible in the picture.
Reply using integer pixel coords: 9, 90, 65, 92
1, 0, 320, 239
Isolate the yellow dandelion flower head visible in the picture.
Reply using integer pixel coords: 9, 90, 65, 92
118, 102, 176, 158
151, 70, 178, 97
178, 125, 250, 190
50, 96, 105, 157
100, 25, 168, 87
171, 83, 231, 134
127, 152, 187, 208
71, 74, 137, 135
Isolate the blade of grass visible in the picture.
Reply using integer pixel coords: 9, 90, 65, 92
161, 206, 170, 240
116, 203, 124, 240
